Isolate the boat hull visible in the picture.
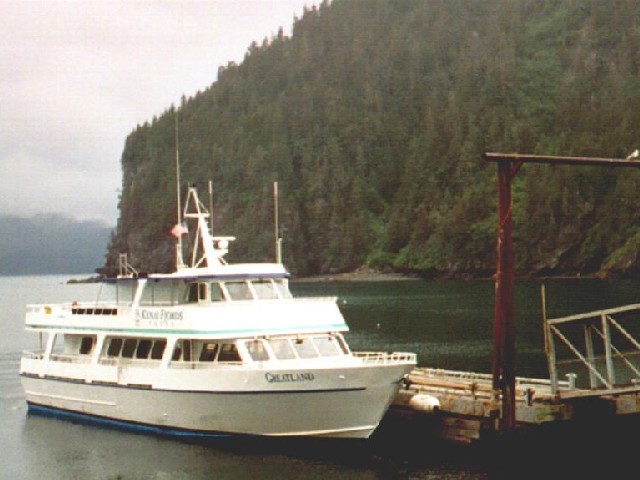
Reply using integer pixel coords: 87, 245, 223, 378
20, 363, 410, 439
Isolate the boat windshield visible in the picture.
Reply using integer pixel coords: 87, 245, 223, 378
134, 278, 293, 306
176, 279, 293, 303
251, 280, 280, 299
224, 281, 253, 300
139, 280, 182, 306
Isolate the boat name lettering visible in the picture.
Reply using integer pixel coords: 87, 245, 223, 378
264, 372, 315, 383
136, 309, 184, 322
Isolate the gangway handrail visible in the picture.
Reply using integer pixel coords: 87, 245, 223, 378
545, 302, 640, 395
547, 303, 640, 325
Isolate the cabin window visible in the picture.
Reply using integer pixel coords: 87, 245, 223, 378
313, 336, 340, 357
150, 340, 166, 360
79, 336, 94, 355
107, 338, 123, 357
245, 340, 270, 361
139, 282, 155, 306
209, 283, 224, 301
140, 281, 178, 306
336, 335, 350, 355
183, 340, 192, 361
218, 343, 241, 362
136, 339, 152, 359
293, 337, 318, 359
49, 334, 64, 356
198, 283, 208, 302
172, 340, 192, 361
121, 339, 137, 358
268, 338, 296, 360
172, 342, 181, 361
252, 280, 279, 300
274, 280, 292, 299
185, 283, 199, 303
225, 282, 253, 301
199, 342, 218, 362
117, 281, 137, 306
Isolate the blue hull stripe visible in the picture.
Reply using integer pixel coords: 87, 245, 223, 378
27, 402, 237, 439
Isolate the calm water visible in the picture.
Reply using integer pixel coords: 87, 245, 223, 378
3, 275, 640, 479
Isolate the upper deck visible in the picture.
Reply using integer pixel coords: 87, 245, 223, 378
25, 275, 348, 339
26, 187, 350, 339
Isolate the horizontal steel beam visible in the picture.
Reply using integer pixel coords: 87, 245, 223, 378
483, 152, 640, 168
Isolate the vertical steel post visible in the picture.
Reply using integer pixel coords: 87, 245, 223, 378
483, 151, 640, 432
541, 284, 559, 395
584, 324, 597, 388
493, 160, 516, 433
602, 314, 616, 386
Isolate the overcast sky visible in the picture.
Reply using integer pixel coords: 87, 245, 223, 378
0, 0, 312, 226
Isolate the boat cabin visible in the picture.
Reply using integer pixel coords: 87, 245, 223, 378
29, 330, 353, 377
94, 275, 294, 309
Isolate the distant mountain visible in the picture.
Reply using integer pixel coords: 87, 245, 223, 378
0, 214, 112, 275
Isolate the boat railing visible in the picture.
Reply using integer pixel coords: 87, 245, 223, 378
98, 358, 118, 366
169, 360, 244, 369
21, 351, 95, 365
353, 351, 417, 364
138, 300, 176, 307
98, 358, 164, 368
49, 353, 92, 364
26, 302, 122, 316
22, 350, 44, 360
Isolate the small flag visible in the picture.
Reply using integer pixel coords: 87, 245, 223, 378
171, 223, 188, 238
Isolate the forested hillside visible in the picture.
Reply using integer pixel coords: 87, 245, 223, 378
105, 0, 640, 278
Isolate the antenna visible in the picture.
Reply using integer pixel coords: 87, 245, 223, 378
274, 181, 282, 263
208, 180, 214, 235
174, 107, 184, 269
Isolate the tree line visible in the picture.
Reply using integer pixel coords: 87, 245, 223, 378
104, 0, 640, 278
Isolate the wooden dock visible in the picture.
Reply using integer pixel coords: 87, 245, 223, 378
388, 302, 640, 445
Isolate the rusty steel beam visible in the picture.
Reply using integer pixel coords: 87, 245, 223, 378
493, 160, 516, 433
483, 152, 640, 168
483, 151, 640, 435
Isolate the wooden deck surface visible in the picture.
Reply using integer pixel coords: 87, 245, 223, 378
390, 366, 640, 445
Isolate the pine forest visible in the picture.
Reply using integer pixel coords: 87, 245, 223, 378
104, 0, 640, 279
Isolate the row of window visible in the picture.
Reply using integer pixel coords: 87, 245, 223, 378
107, 338, 166, 360
172, 340, 241, 362
69, 334, 349, 364
137, 279, 292, 306
244, 336, 349, 362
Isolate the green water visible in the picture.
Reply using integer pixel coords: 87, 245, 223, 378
3, 275, 640, 479
293, 278, 640, 381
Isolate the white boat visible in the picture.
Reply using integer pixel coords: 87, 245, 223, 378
20, 186, 416, 439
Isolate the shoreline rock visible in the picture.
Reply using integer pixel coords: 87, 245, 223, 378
291, 265, 420, 283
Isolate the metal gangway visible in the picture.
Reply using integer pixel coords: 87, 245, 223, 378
543, 294, 640, 399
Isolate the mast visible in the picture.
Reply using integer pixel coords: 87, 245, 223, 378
174, 107, 185, 270
208, 180, 214, 235
274, 181, 282, 263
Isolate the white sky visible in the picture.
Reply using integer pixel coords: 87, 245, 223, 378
0, 0, 313, 225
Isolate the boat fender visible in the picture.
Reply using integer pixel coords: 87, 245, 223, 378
408, 394, 440, 413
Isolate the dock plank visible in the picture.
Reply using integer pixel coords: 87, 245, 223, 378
392, 366, 640, 445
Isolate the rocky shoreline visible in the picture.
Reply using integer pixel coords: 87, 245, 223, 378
290, 267, 420, 283
67, 268, 612, 284
66, 270, 417, 284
